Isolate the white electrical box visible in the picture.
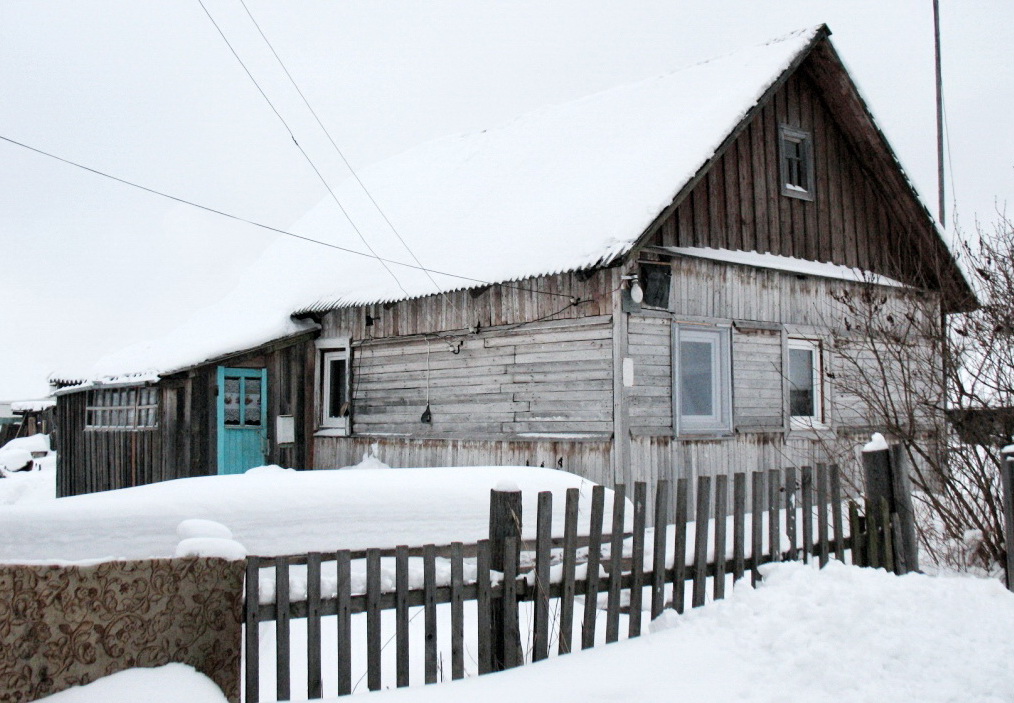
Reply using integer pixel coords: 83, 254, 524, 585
276, 415, 295, 445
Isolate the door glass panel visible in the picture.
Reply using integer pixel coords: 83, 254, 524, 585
244, 377, 262, 426
680, 340, 714, 416
789, 348, 815, 417
224, 377, 241, 426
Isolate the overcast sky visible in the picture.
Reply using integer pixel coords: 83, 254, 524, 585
2, 1, 1012, 400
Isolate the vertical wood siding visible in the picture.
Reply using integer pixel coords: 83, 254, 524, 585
650, 70, 916, 288
57, 337, 314, 496
320, 270, 614, 341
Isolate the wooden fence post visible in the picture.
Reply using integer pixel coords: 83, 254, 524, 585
862, 437, 919, 573
488, 486, 522, 672
1001, 447, 1014, 592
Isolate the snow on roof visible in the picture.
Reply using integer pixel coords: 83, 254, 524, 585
84, 27, 821, 382
10, 398, 56, 413
666, 247, 904, 287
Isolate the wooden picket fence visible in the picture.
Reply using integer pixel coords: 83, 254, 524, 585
243, 464, 886, 703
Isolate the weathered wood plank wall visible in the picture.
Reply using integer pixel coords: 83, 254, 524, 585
350, 316, 613, 436
650, 70, 917, 288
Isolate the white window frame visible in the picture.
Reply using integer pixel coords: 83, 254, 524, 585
779, 125, 814, 201
673, 325, 733, 436
787, 338, 825, 428
315, 337, 351, 436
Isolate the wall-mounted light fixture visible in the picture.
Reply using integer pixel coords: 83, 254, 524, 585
622, 274, 644, 304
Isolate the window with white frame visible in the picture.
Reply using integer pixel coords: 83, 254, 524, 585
317, 340, 351, 434
788, 338, 824, 425
674, 326, 732, 434
779, 125, 814, 200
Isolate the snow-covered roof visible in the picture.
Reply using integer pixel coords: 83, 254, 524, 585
84, 28, 823, 382
10, 398, 56, 413
666, 247, 904, 288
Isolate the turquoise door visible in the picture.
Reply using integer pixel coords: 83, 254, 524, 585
216, 367, 268, 475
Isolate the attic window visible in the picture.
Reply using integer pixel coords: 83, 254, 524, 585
779, 125, 814, 201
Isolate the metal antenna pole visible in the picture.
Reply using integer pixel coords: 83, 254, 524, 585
933, 0, 946, 227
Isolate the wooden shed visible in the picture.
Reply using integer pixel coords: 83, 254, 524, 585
55, 26, 971, 496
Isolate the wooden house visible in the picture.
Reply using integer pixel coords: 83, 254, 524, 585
54, 26, 971, 498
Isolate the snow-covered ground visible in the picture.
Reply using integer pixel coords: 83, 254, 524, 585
0, 462, 624, 562
33, 563, 1014, 703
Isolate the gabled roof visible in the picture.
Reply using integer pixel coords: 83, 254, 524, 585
82, 25, 965, 382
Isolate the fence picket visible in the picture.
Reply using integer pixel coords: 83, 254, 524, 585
751, 471, 764, 585
395, 543, 411, 685
336, 550, 352, 696
424, 544, 438, 683
830, 465, 845, 562
891, 515, 907, 575
692, 476, 711, 609
650, 480, 669, 619
366, 549, 382, 691
848, 501, 863, 567
785, 467, 797, 561
533, 492, 552, 661
306, 552, 323, 699
767, 469, 780, 563
476, 540, 492, 674
801, 467, 813, 563
395, 545, 410, 688
629, 481, 647, 637
817, 464, 830, 567
672, 478, 689, 613
558, 488, 579, 655
502, 536, 521, 668
713, 475, 728, 600
451, 542, 464, 680
606, 484, 626, 643
880, 499, 895, 574
275, 557, 291, 701
865, 498, 880, 568
581, 485, 605, 649
732, 473, 746, 583
244, 557, 259, 703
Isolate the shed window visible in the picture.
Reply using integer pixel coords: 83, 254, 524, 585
779, 125, 814, 200
85, 386, 158, 429
788, 338, 824, 425
674, 326, 732, 435
319, 346, 351, 433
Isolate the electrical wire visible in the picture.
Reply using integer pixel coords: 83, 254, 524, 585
0, 133, 578, 299
235, 0, 458, 314
195, 0, 410, 298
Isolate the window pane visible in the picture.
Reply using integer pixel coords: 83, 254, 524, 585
244, 378, 262, 426
328, 359, 347, 418
680, 340, 714, 417
789, 348, 815, 417
224, 378, 241, 426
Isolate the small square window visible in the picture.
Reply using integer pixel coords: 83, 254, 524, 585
779, 125, 814, 201
674, 326, 732, 435
640, 263, 672, 309
788, 338, 824, 426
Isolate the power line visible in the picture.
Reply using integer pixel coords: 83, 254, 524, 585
235, 0, 457, 313
0, 133, 576, 300
195, 0, 410, 298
